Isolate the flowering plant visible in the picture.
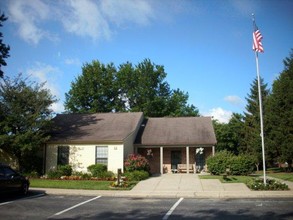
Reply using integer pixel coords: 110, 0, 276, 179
124, 154, 150, 172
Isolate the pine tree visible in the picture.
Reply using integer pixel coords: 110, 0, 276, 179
241, 77, 270, 170
267, 50, 293, 170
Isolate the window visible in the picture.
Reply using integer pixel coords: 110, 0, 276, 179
57, 146, 69, 166
96, 146, 108, 165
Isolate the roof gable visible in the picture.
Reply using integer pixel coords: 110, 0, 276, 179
135, 117, 217, 146
49, 112, 143, 143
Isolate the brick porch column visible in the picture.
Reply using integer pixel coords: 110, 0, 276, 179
160, 146, 163, 174
186, 146, 189, 174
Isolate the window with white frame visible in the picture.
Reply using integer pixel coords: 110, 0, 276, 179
96, 146, 108, 165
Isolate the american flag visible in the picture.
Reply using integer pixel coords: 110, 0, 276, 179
253, 26, 264, 53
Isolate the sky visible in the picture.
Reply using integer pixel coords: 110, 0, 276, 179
1, 0, 293, 123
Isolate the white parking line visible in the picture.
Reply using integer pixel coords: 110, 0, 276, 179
162, 197, 184, 220
53, 196, 101, 216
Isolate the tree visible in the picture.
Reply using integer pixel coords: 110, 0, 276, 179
65, 61, 123, 113
0, 13, 10, 78
267, 50, 293, 170
0, 74, 56, 172
65, 59, 199, 117
117, 59, 171, 117
240, 77, 270, 170
167, 89, 199, 117
213, 113, 244, 155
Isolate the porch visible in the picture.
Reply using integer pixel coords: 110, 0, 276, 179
138, 146, 215, 174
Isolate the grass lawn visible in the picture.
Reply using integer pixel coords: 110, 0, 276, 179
30, 179, 137, 190
199, 171, 293, 183
199, 175, 255, 183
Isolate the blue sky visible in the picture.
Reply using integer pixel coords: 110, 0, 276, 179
1, 0, 293, 123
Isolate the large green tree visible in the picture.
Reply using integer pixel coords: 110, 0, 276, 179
65, 59, 199, 117
240, 77, 270, 170
0, 13, 10, 78
267, 50, 293, 169
65, 61, 123, 113
0, 74, 56, 172
213, 113, 244, 155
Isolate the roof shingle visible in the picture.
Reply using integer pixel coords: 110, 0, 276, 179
135, 117, 217, 146
49, 112, 143, 143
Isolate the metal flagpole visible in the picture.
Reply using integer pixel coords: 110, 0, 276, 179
252, 14, 266, 185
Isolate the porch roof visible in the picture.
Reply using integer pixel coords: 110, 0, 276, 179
48, 112, 143, 143
134, 116, 217, 147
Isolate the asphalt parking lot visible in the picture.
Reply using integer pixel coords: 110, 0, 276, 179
1, 190, 293, 219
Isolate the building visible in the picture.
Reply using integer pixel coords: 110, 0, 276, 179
45, 112, 216, 174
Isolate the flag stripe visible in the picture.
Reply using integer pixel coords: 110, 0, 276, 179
252, 26, 264, 53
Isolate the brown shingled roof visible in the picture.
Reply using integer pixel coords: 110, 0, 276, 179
135, 117, 217, 146
48, 112, 143, 143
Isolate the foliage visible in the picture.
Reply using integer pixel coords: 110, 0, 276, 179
240, 77, 270, 169
65, 59, 199, 117
47, 165, 73, 179
266, 50, 293, 169
0, 13, 10, 78
229, 154, 255, 175
0, 74, 56, 172
58, 165, 73, 176
124, 170, 149, 181
206, 150, 233, 175
87, 164, 107, 177
206, 151, 255, 175
246, 178, 289, 190
213, 113, 244, 154
124, 154, 150, 173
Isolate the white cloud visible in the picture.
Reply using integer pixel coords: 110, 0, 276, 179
101, 0, 154, 26
8, 0, 155, 43
8, 0, 57, 44
26, 62, 64, 113
204, 107, 232, 124
64, 58, 81, 66
224, 95, 244, 106
60, 0, 111, 41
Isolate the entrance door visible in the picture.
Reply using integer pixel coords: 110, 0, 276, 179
171, 150, 181, 170
195, 149, 205, 171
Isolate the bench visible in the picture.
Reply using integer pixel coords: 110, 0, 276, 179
177, 164, 195, 173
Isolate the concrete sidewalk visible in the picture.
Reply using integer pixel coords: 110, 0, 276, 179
32, 174, 293, 199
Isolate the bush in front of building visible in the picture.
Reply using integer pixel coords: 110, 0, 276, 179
47, 165, 73, 179
124, 154, 150, 173
124, 170, 149, 181
87, 164, 110, 178
207, 151, 255, 175
206, 150, 233, 175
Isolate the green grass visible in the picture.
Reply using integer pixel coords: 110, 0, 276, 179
199, 175, 256, 183
199, 171, 293, 183
267, 173, 293, 182
30, 179, 137, 190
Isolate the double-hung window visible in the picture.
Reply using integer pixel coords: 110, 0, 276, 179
96, 146, 108, 165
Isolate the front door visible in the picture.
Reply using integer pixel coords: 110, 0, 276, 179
171, 150, 181, 170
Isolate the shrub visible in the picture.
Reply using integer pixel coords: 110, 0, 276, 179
229, 154, 255, 175
246, 178, 289, 190
58, 165, 73, 176
124, 154, 150, 173
124, 170, 149, 181
98, 171, 115, 179
206, 151, 233, 175
207, 151, 255, 176
47, 169, 63, 179
87, 164, 107, 177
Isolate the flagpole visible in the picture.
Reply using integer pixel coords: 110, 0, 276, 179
252, 14, 266, 185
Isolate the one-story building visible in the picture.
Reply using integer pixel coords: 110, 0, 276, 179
45, 112, 216, 174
